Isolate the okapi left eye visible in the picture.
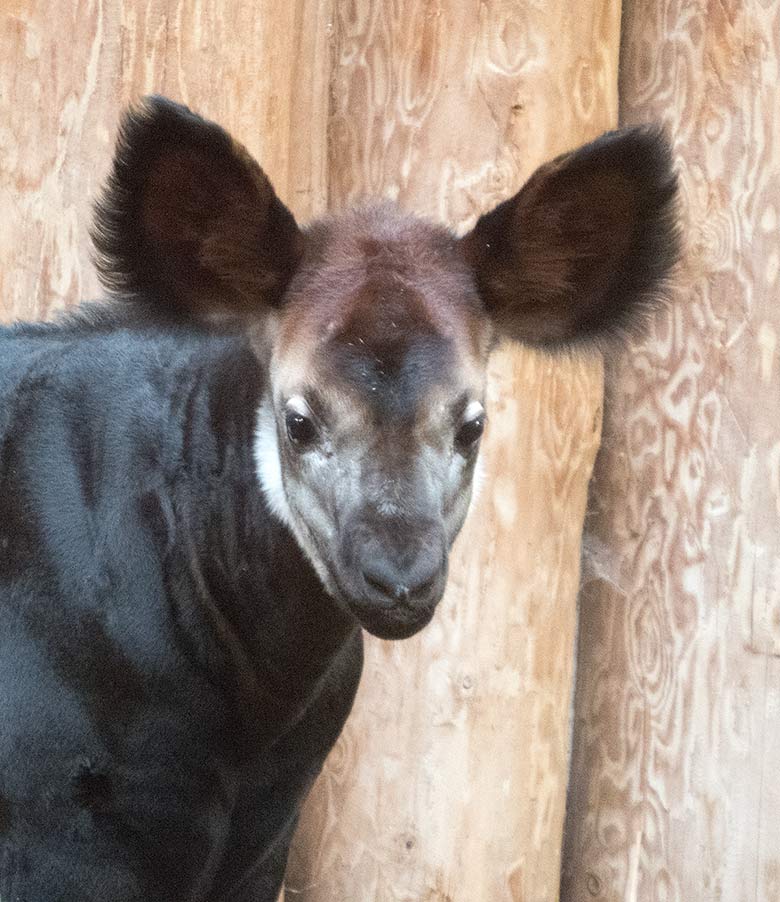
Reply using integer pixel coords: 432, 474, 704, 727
285, 409, 318, 448
455, 414, 485, 452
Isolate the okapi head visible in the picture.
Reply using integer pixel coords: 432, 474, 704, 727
93, 97, 678, 640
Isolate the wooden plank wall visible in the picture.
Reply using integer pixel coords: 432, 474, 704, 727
289, 5, 619, 900
562, 1, 780, 900
0, 0, 331, 319
1, 2, 620, 899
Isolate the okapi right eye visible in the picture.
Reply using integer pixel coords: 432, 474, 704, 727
455, 416, 484, 451
455, 401, 486, 453
285, 410, 318, 448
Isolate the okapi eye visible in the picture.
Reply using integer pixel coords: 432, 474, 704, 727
455, 403, 485, 453
284, 398, 318, 449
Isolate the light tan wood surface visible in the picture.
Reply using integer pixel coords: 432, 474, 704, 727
2, 2, 619, 900
0, 0, 329, 323
562, 1, 780, 900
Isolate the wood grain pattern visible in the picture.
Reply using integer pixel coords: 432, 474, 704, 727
562, 1, 780, 900
2, 3, 619, 900
288, 3, 620, 899
1, 0, 119, 322
0, 0, 329, 327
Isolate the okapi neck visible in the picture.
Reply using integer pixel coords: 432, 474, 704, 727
170, 332, 361, 747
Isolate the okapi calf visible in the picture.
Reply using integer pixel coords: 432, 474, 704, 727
0, 97, 678, 901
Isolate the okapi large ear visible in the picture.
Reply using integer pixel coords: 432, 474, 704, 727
459, 127, 680, 348
92, 96, 303, 315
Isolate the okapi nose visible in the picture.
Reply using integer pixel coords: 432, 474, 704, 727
363, 561, 439, 604
360, 552, 442, 606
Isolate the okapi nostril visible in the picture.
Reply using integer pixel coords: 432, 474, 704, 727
362, 570, 396, 601
412, 575, 437, 599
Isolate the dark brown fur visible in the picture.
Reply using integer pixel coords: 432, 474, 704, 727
459, 127, 680, 348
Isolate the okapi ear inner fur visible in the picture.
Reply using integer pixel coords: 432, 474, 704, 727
91, 95, 304, 317
459, 127, 680, 349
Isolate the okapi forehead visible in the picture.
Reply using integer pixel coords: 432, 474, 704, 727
323, 277, 457, 420
273, 204, 490, 406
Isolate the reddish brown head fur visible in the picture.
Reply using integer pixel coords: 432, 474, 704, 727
274, 204, 490, 424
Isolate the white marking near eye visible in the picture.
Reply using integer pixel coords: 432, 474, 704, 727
254, 401, 293, 529
464, 399, 485, 422
285, 394, 311, 417
254, 400, 336, 595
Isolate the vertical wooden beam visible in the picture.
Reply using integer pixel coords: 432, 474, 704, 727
0, 0, 330, 328
288, 2, 620, 899
0, 0, 123, 322
563, 1, 780, 899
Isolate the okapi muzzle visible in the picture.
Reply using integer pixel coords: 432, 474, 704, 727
92, 96, 679, 640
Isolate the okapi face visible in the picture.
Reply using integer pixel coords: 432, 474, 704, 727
255, 208, 492, 638
93, 96, 679, 640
